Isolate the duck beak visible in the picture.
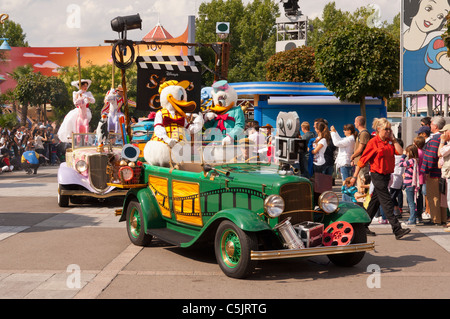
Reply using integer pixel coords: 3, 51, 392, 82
167, 94, 197, 118
210, 101, 235, 114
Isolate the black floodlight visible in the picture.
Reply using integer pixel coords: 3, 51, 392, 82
281, 0, 300, 16
111, 14, 142, 39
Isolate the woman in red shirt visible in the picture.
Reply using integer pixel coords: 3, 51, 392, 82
351, 118, 411, 240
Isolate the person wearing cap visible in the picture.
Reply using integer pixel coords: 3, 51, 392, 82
416, 125, 431, 142
438, 123, 450, 229
421, 116, 447, 225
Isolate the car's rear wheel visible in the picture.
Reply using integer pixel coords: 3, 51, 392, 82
57, 185, 70, 207
214, 220, 258, 279
327, 223, 367, 267
126, 200, 153, 246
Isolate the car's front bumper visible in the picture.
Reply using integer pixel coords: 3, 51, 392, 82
58, 187, 128, 199
250, 242, 375, 260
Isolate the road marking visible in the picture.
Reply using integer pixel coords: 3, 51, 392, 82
73, 244, 143, 299
0, 226, 30, 241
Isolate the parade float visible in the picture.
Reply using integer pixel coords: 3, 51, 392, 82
56, 14, 375, 277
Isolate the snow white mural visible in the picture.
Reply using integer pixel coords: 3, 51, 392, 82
402, 0, 450, 93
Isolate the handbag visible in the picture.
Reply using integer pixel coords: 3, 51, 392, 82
439, 178, 446, 194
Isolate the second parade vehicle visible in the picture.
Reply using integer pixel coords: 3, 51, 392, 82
119, 112, 374, 278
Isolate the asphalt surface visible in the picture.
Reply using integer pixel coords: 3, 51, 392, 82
1, 166, 450, 302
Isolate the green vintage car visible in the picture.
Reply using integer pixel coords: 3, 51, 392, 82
119, 144, 374, 278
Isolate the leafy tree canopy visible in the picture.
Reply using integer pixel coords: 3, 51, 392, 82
308, 2, 400, 49
266, 46, 319, 82
196, 0, 279, 84
315, 22, 400, 118
0, 19, 28, 47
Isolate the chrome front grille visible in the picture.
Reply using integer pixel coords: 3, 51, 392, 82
279, 182, 313, 224
88, 154, 109, 191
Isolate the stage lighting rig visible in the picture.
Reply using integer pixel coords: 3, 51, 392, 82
280, 0, 301, 17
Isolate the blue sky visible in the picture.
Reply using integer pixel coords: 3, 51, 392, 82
0, 0, 399, 47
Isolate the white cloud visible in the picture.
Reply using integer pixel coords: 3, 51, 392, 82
23, 53, 47, 58
34, 61, 61, 69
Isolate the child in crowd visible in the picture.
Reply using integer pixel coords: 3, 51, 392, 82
342, 177, 358, 203
399, 144, 421, 225
0, 150, 14, 173
414, 136, 425, 223
354, 172, 372, 208
389, 139, 405, 218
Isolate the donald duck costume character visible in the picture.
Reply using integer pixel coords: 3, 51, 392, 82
143, 80, 203, 167
204, 80, 245, 145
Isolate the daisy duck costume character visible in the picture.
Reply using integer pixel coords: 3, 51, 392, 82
203, 80, 245, 145
143, 80, 203, 167
58, 79, 95, 143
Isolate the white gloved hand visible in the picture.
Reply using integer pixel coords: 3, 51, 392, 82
222, 135, 233, 145
205, 112, 217, 121
167, 138, 178, 148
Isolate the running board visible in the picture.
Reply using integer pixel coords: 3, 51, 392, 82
147, 228, 195, 247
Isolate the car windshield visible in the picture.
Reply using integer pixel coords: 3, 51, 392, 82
71, 133, 124, 149
171, 142, 272, 165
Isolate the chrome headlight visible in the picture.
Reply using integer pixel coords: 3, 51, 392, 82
75, 160, 88, 173
264, 195, 285, 218
318, 191, 339, 213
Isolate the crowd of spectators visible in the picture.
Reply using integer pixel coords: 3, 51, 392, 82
0, 122, 62, 173
298, 115, 450, 237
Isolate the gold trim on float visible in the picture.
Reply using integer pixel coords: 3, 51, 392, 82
250, 242, 375, 260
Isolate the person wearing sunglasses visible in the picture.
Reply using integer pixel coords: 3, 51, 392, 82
350, 118, 411, 240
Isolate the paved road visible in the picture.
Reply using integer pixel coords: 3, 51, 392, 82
1, 166, 450, 302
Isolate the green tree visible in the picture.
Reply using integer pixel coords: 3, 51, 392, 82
0, 19, 28, 62
45, 77, 72, 123
265, 46, 319, 82
0, 113, 18, 129
196, 0, 279, 84
315, 22, 399, 119
0, 19, 29, 47
15, 72, 40, 126
308, 2, 399, 49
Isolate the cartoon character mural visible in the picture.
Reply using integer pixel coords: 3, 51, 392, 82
402, 0, 450, 93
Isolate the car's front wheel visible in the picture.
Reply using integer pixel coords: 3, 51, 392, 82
214, 220, 258, 279
126, 200, 153, 246
327, 223, 367, 267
